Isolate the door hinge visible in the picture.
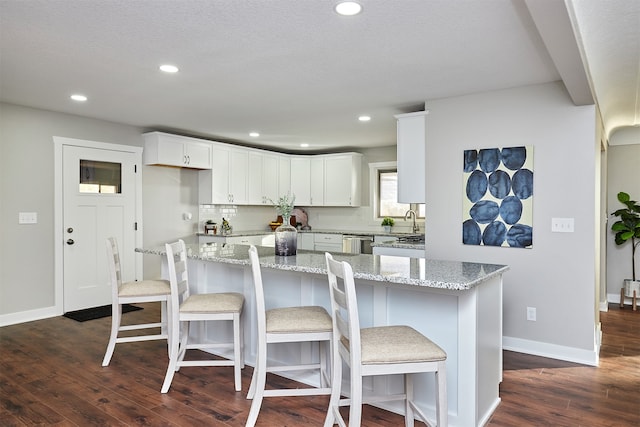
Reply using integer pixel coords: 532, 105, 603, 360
134, 222, 138, 231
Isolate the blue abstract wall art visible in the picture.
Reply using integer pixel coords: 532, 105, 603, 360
463, 146, 533, 248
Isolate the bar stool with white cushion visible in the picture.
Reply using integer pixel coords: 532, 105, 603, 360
161, 239, 245, 393
102, 237, 171, 367
245, 245, 333, 427
324, 252, 448, 427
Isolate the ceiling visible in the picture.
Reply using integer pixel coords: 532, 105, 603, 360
1, 0, 638, 152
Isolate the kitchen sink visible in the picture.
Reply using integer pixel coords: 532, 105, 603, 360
396, 234, 425, 243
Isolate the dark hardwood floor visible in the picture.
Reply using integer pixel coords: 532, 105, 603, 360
1, 303, 639, 426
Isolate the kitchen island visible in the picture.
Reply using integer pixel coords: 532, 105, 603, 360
137, 243, 508, 427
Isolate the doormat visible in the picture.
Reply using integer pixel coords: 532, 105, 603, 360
63, 304, 143, 322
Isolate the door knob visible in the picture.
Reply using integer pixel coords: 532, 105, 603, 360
66, 239, 75, 245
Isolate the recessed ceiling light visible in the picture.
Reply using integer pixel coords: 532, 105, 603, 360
358, 115, 371, 122
70, 94, 87, 102
159, 64, 179, 73
300, 143, 310, 148
249, 132, 260, 137
335, 1, 362, 16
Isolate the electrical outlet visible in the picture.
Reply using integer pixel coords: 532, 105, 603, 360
18, 212, 38, 224
527, 306, 536, 321
551, 217, 574, 232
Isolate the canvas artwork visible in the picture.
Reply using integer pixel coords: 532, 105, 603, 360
462, 146, 533, 248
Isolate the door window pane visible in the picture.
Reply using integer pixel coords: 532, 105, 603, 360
79, 160, 121, 194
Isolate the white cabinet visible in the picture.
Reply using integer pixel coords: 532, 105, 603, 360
290, 153, 361, 207
297, 233, 314, 250
290, 156, 324, 206
199, 234, 275, 247
310, 157, 325, 206
323, 153, 362, 206
248, 151, 281, 205
199, 144, 248, 204
395, 111, 427, 203
290, 156, 312, 205
313, 233, 343, 252
143, 132, 212, 169
278, 155, 291, 199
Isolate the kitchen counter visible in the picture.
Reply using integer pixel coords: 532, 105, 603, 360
138, 243, 507, 426
197, 229, 419, 238
138, 243, 506, 291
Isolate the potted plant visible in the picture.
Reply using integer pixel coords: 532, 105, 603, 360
611, 191, 640, 308
381, 217, 395, 233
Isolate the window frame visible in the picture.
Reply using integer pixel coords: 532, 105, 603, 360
369, 161, 424, 221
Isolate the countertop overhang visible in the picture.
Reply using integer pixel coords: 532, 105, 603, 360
138, 243, 508, 291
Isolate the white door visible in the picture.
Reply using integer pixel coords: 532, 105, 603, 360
62, 145, 137, 311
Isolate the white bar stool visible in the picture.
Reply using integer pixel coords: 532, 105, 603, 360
161, 239, 245, 393
325, 252, 448, 427
245, 245, 333, 427
102, 237, 171, 367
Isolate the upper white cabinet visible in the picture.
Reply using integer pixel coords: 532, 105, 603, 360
248, 151, 281, 205
291, 156, 329, 206
199, 143, 248, 204
143, 132, 212, 169
278, 155, 291, 199
323, 153, 362, 206
290, 156, 312, 205
290, 153, 362, 207
395, 111, 427, 203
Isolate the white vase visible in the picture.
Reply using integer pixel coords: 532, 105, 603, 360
383, 225, 391, 233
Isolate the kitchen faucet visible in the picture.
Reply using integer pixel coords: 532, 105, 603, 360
404, 209, 420, 234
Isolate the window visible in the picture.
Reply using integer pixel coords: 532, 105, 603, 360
370, 162, 424, 220
79, 159, 121, 194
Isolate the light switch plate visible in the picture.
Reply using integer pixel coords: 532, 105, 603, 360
19, 212, 38, 224
551, 217, 574, 233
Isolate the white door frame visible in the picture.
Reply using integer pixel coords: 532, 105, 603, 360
53, 136, 143, 314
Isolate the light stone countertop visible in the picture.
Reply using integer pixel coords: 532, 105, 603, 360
138, 242, 508, 291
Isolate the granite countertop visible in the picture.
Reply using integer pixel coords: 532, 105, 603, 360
197, 229, 418, 238
138, 243, 508, 291
370, 241, 426, 250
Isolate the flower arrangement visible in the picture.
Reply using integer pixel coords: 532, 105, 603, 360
270, 194, 296, 219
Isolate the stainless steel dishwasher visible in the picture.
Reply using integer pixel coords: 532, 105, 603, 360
342, 235, 374, 254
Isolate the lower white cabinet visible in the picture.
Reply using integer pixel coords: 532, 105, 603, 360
297, 233, 314, 250
313, 233, 343, 252
199, 234, 275, 247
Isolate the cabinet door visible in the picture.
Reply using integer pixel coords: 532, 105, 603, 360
297, 233, 314, 250
310, 157, 324, 206
198, 144, 230, 204
324, 154, 361, 206
262, 153, 279, 204
278, 155, 291, 198
143, 132, 212, 169
396, 112, 427, 203
247, 151, 264, 205
290, 156, 311, 205
229, 148, 248, 204
185, 141, 212, 169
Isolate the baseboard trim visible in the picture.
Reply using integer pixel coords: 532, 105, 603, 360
0, 306, 61, 327
503, 336, 598, 366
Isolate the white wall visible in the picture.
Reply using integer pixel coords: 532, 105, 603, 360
606, 143, 640, 300
425, 82, 599, 364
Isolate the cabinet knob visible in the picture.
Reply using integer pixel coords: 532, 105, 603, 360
66, 239, 75, 245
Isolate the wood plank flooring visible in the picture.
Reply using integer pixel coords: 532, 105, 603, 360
1, 303, 639, 426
